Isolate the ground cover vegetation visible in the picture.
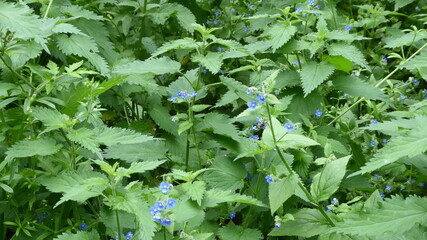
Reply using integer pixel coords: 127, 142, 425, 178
1, 0, 427, 239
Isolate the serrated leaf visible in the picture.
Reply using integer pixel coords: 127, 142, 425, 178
152, 38, 200, 57
310, 156, 350, 202
332, 195, 427, 237
202, 188, 266, 208
32, 107, 70, 133
178, 120, 193, 135
38, 171, 108, 208
52, 23, 86, 36
269, 208, 330, 237
181, 181, 206, 205
266, 23, 297, 52
6, 137, 62, 160
197, 113, 240, 140
103, 141, 167, 162
114, 57, 180, 75
218, 225, 263, 240
269, 175, 298, 214
328, 43, 369, 69
61, 5, 104, 20
394, 0, 414, 10
397, 51, 427, 69
333, 76, 387, 101
300, 61, 335, 96
192, 52, 223, 74
0, 1, 40, 40
147, 96, 178, 135
117, 160, 165, 176
203, 156, 247, 191
323, 55, 353, 73
53, 231, 100, 240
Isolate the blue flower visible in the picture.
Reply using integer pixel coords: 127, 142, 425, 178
78, 223, 88, 231
229, 212, 236, 219
232, 9, 237, 14
265, 175, 274, 184
217, 46, 223, 52
213, 19, 218, 25
249, 135, 259, 140
326, 205, 332, 212
159, 182, 171, 194
374, 174, 379, 180
246, 88, 253, 94
256, 94, 266, 104
243, 26, 249, 32
382, 138, 388, 143
275, 223, 281, 228
169, 96, 177, 102
420, 182, 425, 188
308, 178, 313, 184
354, 71, 360, 77
294, 60, 300, 66
385, 185, 392, 191
248, 101, 257, 110
315, 5, 321, 9
166, 198, 176, 208
380, 193, 385, 199
315, 110, 323, 117
415, 6, 419, 10
215, 10, 221, 16
331, 198, 338, 205
126, 232, 134, 240
400, 94, 406, 99
247, 173, 254, 179
371, 119, 378, 124
284, 123, 293, 131
381, 55, 388, 65
189, 91, 197, 97
343, 93, 348, 98
370, 140, 376, 147
345, 25, 351, 31
150, 206, 159, 216
296, 7, 303, 12
308, 0, 315, 5
206, 20, 210, 24
413, 78, 419, 85
154, 201, 165, 211
252, 125, 258, 130
248, 4, 254, 9
160, 218, 172, 226
177, 91, 188, 98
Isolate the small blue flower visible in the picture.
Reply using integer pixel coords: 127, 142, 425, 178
374, 174, 379, 180
249, 135, 259, 140
413, 78, 419, 85
150, 206, 159, 216
78, 223, 88, 231
229, 212, 236, 219
159, 182, 171, 194
331, 198, 338, 205
160, 218, 172, 226
252, 125, 258, 130
382, 138, 388, 143
385, 185, 392, 191
420, 182, 425, 188
294, 60, 300, 66
256, 117, 263, 124
215, 10, 221, 16
154, 201, 165, 211
345, 25, 351, 31
248, 101, 257, 110
400, 95, 406, 100
248, 4, 254, 9
296, 7, 303, 12
213, 19, 218, 25
308, 0, 315, 5
219, 70, 225, 75
326, 205, 332, 212
177, 91, 188, 98
315, 5, 321, 9
415, 6, 420, 10
257, 94, 266, 104
246, 88, 253, 94
275, 223, 281, 228
380, 193, 385, 199
284, 123, 293, 132
169, 96, 177, 102
126, 232, 134, 240
308, 178, 313, 184
370, 140, 376, 147
232, 9, 237, 14
381, 55, 388, 65
343, 93, 348, 98
247, 173, 254, 179
243, 26, 249, 32
189, 91, 197, 97
265, 175, 274, 184
217, 46, 223, 52
315, 110, 323, 117
371, 119, 378, 124
206, 20, 210, 24
354, 71, 360, 77
166, 198, 176, 208
202, 69, 208, 74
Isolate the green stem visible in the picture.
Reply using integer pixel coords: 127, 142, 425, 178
43, 0, 54, 18
0, 55, 36, 90
115, 210, 121, 240
328, 0, 338, 29
185, 132, 190, 171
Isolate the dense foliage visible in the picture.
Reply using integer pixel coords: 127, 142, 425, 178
1, 0, 427, 239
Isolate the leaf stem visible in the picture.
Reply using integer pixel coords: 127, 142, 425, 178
43, 0, 54, 18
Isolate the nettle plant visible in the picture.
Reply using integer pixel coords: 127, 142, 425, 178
1, 0, 427, 239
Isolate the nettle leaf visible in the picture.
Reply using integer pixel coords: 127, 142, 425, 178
0, 1, 40, 40
54, 231, 100, 240
103, 141, 167, 162
262, 117, 319, 150
192, 52, 223, 74
147, 96, 178, 135
52, 23, 87, 36
116, 160, 165, 176
9, 40, 44, 67
328, 43, 369, 70
310, 156, 350, 202
269, 174, 298, 214
149, 3, 195, 32
266, 22, 297, 52
197, 113, 240, 140
152, 38, 200, 57
32, 107, 71, 133
203, 156, 247, 191
218, 225, 263, 240
172, 199, 204, 224
61, 5, 104, 20
333, 76, 387, 101
331, 195, 427, 237
6, 137, 62, 160
114, 57, 181, 75
300, 61, 335, 96
398, 51, 427, 69
181, 181, 206, 205
350, 123, 427, 176
394, 0, 415, 10
202, 188, 266, 208
269, 208, 330, 237
38, 170, 108, 208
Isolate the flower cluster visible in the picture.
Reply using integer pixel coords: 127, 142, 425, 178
169, 90, 197, 102
245, 117, 267, 140
265, 175, 274, 184
150, 182, 176, 226
246, 88, 268, 110
115, 232, 133, 240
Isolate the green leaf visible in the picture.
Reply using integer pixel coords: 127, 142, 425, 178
116, 160, 165, 176
173, 199, 204, 224
310, 156, 350, 202
266, 23, 297, 52
181, 181, 206, 205
350, 123, 427, 176
53, 231, 100, 240
32, 107, 70, 133
323, 55, 353, 73
333, 76, 387, 101
202, 188, 266, 208
61, 5, 104, 20
332, 195, 427, 237
394, 0, 415, 10
52, 23, 86, 36
398, 51, 427, 69
0, 1, 40, 40
152, 38, 200, 57
203, 156, 247, 191
192, 52, 223, 74
113, 57, 180, 75
38, 171, 108, 208
147, 96, 178, 135
218, 225, 263, 240
192, 104, 211, 112
300, 61, 335, 96
269, 208, 330, 237
178, 120, 193, 135
197, 113, 240, 141
328, 43, 369, 70
269, 175, 298, 214
6, 137, 62, 160
103, 141, 167, 162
